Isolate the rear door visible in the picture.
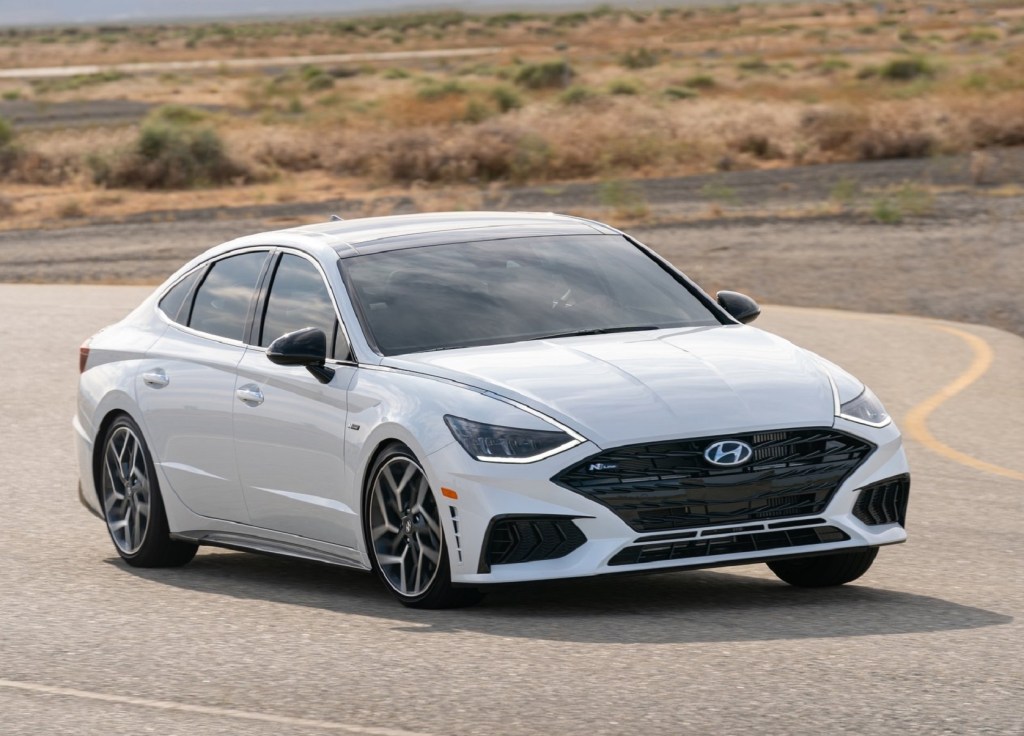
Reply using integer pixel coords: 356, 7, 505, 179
232, 251, 359, 548
137, 249, 271, 523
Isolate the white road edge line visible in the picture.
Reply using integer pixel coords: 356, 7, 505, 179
0, 678, 433, 736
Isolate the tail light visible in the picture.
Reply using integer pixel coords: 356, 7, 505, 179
79, 337, 92, 374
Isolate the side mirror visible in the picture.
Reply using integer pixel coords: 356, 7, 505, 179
716, 290, 761, 324
266, 327, 335, 384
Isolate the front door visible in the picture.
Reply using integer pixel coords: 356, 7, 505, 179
232, 252, 359, 548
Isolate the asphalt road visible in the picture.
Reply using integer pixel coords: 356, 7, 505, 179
0, 47, 503, 80
0, 284, 1021, 736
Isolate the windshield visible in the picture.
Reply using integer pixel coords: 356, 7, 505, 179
341, 234, 723, 355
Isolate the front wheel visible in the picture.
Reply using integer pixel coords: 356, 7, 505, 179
767, 547, 878, 587
99, 415, 197, 568
364, 444, 482, 609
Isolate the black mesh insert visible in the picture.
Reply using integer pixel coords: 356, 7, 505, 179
608, 525, 850, 566
481, 517, 586, 572
853, 474, 910, 527
554, 428, 873, 532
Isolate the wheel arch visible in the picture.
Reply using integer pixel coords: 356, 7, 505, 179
89, 408, 134, 507
358, 437, 412, 515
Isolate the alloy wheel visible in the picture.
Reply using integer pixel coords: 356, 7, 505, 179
368, 456, 443, 598
101, 425, 152, 555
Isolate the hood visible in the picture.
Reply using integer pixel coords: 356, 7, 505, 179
383, 325, 836, 448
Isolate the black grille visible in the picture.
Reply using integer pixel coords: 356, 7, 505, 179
554, 428, 873, 533
853, 474, 910, 526
608, 525, 849, 566
480, 517, 586, 572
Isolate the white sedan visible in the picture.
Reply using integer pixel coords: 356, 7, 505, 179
75, 212, 909, 608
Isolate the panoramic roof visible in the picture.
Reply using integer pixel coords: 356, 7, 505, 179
287, 211, 618, 255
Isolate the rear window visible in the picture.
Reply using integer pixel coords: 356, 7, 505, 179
189, 251, 268, 342
157, 268, 202, 325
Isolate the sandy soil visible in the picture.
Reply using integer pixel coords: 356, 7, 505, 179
0, 154, 1021, 335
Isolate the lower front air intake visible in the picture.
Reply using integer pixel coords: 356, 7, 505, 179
479, 516, 586, 573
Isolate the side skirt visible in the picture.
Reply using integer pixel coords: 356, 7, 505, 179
171, 529, 371, 571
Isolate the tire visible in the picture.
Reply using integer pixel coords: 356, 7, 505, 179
98, 415, 198, 568
767, 547, 878, 588
363, 443, 483, 609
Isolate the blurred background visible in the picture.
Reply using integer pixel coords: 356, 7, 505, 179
0, 0, 1021, 332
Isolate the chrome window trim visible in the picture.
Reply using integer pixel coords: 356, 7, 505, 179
153, 245, 273, 348
152, 245, 358, 361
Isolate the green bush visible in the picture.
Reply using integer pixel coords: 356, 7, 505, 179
306, 73, 335, 91
559, 85, 596, 105
462, 99, 492, 123
663, 86, 698, 100
150, 104, 209, 126
490, 85, 522, 112
619, 48, 660, 69
737, 57, 771, 73
608, 79, 639, 95
0, 115, 20, 175
879, 56, 935, 81
416, 79, 467, 101
813, 59, 850, 74
515, 60, 573, 89
684, 74, 716, 89
91, 112, 247, 189
0, 115, 14, 148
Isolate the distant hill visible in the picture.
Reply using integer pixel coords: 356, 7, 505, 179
0, 0, 699, 27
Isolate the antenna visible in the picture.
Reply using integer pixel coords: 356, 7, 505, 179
330, 214, 344, 222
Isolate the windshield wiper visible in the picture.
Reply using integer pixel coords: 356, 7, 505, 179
529, 325, 661, 341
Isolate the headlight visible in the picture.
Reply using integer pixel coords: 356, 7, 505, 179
839, 387, 891, 427
443, 415, 583, 463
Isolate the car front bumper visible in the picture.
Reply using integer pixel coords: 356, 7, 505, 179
425, 418, 910, 585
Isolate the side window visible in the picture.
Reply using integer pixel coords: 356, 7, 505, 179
260, 254, 339, 354
157, 268, 202, 325
189, 252, 268, 341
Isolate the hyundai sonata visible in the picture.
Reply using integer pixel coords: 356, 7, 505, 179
76, 212, 909, 608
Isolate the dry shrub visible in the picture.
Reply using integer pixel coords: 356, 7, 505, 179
225, 125, 323, 172
3, 150, 74, 184
966, 95, 1024, 147
801, 105, 868, 153
733, 133, 784, 160
856, 128, 934, 160
801, 104, 940, 161
334, 124, 538, 183
381, 92, 491, 127
514, 60, 574, 89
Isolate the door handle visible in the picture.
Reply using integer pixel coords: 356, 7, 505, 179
235, 384, 264, 407
142, 369, 169, 388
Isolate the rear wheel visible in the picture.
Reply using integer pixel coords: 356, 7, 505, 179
767, 547, 878, 587
364, 444, 482, 609
99, 415, 197, 568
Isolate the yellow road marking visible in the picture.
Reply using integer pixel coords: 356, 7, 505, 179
0, 679, 431, 735
903, 324, 1024, 482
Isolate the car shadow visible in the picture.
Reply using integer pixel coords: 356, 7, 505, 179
109, 550, 1012, 645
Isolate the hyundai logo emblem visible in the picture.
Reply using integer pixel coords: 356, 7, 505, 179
704, 440, 754, 467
